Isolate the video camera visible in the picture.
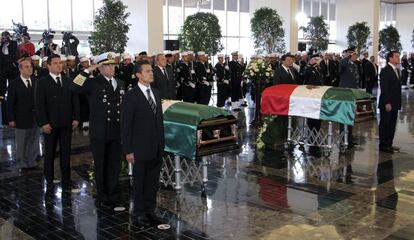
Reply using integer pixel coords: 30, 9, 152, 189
11, 20, 28, 43
62, 31, 73, 42
40, 29, 56, 43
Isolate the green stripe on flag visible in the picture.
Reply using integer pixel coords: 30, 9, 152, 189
320, 87, 356, 125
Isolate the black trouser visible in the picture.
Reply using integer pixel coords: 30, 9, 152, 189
133, 155, 162, 216
90, 138, 122, 203
43, 126, 72, 183
182, 85, 196, 103
366, 80, 375, 94
217, 83, 230, 107
196, 84, 212, 105
379, 109, 398, 148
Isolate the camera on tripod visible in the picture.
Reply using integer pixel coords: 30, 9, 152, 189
11, 20, 28, 43
41, 29, 55, 43
62, 31, 73, 42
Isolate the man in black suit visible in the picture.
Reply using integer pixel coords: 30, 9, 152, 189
35, 54, 80, 188
320, 53, 336, 86
379, 51, 402, 153
364, 55, 378, 94
7, 57, 40, 171
152, 53, 175, 99
72, 52, 125, 210
273, 53, 297, 85
122, 60, 165, 227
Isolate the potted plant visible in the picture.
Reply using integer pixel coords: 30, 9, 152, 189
347, 21, 371, 54
379, 25, 402, 58
302, 16, 329, 52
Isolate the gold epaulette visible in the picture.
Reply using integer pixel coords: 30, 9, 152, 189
73, 74, 87, 86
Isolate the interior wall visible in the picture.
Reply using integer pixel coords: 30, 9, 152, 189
395, 3, 414, 53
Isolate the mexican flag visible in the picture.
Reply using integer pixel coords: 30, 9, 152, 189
261, 84, 372, 126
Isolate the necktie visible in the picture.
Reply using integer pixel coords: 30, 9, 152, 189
26, 80, 32, 89
111, 79, 116, 91
396, 68, 400, 79
287, 69, 294, 81
162, 68, 168, 80
56, 76, 62, 87
146, 88, 156, 114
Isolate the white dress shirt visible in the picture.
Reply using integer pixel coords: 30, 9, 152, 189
138, 82, 156, 105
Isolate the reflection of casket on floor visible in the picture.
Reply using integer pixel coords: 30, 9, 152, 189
160, 101, 239, 193
261, 85, 375, 156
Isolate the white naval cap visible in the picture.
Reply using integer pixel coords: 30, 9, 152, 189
31, 55, 41, 60
67, 55, 76, 61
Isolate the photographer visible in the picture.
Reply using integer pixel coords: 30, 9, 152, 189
61, 32, 79, 57
36, 31, 58, 57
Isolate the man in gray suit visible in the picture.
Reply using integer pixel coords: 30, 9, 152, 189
151, 53, 175, 99
338, 47, 360, 147
7, 57, 40, 171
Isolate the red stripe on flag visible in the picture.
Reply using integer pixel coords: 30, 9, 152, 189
261, 84, 298, 115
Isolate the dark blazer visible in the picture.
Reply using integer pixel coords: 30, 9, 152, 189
379, 64, 402, 110
364, 60, 377, 83
304, 65, 323, 85
7, 77, 36, 129
152, 65, 176, 99
71, 73, 125, 140
273, 66, 297, 85
35, 74, 80, 128
121, 86, 164, 162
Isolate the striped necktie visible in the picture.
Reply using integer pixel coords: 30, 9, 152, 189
146, 88, 156, 114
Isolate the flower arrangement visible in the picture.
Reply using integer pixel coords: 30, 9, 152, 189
243, 58, 273, 81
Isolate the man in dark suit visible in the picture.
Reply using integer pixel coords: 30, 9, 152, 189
320, 53, 337, 86
379, 51, 402, 153
152, 53, 175, 99
72, 52, 125, 210
35, 54, 80, 188
273, 53, 297, 85
364, 55, 378, 94
122, 60, 165, 227
7, 57, 40, 171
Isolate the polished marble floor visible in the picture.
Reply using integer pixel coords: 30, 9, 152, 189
0, 89, 414, 240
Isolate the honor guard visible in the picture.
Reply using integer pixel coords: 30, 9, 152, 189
228, 51, 243, 111
215, 54, 231, 107
194, 51, 214, 105
171, 50, 183, 100
65, 55, 77, 80
177, 51, 197, 103
71, 52, 125, 210
119, 54, 135, 91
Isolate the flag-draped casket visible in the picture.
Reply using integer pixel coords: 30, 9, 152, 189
261, 84, 374, 125
162, 101, 238, 160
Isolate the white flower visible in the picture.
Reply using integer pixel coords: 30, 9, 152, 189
265, 72, 270, 77
250, 72, 254, 76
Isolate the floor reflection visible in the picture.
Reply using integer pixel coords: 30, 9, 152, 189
0, 89, 414, 239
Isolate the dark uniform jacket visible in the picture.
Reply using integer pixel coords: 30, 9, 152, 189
273, 65, 297, 85
119, 63, 135, 91
304, 64, 323, 86
194, 61, 214, 84
214, 62, 231, 83
177, 62, 196, 87
7, 77, 37, 129
338, 58, 359, 89
379, 64, 402, 110
35, 74, 80, 128
72, 72, 125, 140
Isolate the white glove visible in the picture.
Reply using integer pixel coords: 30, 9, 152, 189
203, 80, 210, 86
224, 80, 229, 84
225, 66, 229, 70
189, 82, 196, 88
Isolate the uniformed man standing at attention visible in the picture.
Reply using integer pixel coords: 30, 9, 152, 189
177, 52, 197, 103
194, 51, 214, 105
228, 51, 243, 111
215, 54, 231, 107
72, 52, 125, 211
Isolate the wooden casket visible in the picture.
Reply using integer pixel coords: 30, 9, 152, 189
162, 100, 239, 160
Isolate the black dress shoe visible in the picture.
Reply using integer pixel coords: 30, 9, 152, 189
146, 212, 163, 225
135, 215, 152, 227
379, 147, 394, 153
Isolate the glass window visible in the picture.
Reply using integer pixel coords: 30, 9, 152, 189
94, 0, 104, 13
227, 0, 237, 12
240, 37, 254, 57
169, 3, 183, 34
312, 0, 320, 17
226, 37, 239, 54
163, 4, 168, 34
227, 10, 239, 36
0, 0, 22, 29
329, 1, 335, 21
23, 0, 48, 30
215, 9, 227, 37
214, 0, 225, 11
304, 0, 311, 16
199, 0, 211, 10
240, 0, 249, 13
240, 12, 250, 37
73, 0, 94, 31
49, 0, 72, 30
321, 0, 328, 20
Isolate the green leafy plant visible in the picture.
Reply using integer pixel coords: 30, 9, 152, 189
178, 12, 223, 55
250, 7, 285, 54
89, 0, 131, 55
379, 25, 402, 58
347, 21, 371, 55
302, 16, 329, 51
